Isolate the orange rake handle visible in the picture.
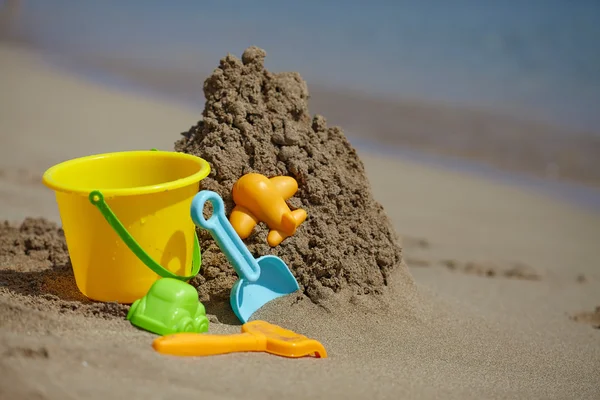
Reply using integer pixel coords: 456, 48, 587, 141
153, 332, 265, 357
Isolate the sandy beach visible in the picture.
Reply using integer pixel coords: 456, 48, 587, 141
1, 40, 599, 400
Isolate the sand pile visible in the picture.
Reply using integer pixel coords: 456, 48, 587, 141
0, 217, 69, 268
175, 46, 413, 305
0, 218, 128, 318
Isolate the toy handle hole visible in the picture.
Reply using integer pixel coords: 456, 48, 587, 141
202, 200, 215, 222
192, 191, 225, 231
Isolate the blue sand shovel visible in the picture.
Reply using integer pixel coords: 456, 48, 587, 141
190, 190, 300, 323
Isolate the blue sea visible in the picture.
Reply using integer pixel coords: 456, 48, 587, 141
6, 0, 600, 210
12, 0, 600, 134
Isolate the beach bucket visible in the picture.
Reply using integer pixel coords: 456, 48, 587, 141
42, 150, 210, 304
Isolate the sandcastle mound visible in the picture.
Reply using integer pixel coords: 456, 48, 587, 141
175, 46, 412, 305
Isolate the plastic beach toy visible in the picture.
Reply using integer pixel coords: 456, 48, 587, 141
42, 150, 210, 303
127, 278, 209, 336
190, 190, 299, 323
152, 320, 327, 358
229, 173, 307, 247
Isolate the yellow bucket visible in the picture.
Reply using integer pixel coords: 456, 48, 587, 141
42, 150, 210, 304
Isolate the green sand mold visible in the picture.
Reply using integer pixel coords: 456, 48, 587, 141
127, 278, 209, 336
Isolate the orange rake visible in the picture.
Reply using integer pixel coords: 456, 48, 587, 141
152, 320, 327, 358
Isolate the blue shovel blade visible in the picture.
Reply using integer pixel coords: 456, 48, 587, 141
230, 255, 300, 323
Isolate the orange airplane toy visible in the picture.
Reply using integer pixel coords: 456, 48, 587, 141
229, 173, 307, 247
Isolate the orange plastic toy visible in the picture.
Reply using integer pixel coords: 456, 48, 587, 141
229, 173, 307, 247
152, 320, 327, 358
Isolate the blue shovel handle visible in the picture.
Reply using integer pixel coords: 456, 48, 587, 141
190, 190, 261, 282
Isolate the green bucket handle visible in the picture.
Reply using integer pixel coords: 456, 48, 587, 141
88, 189, 201, 281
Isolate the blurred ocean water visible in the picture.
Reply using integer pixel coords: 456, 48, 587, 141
3, 0, 600, 209
9, 0, 600, 134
